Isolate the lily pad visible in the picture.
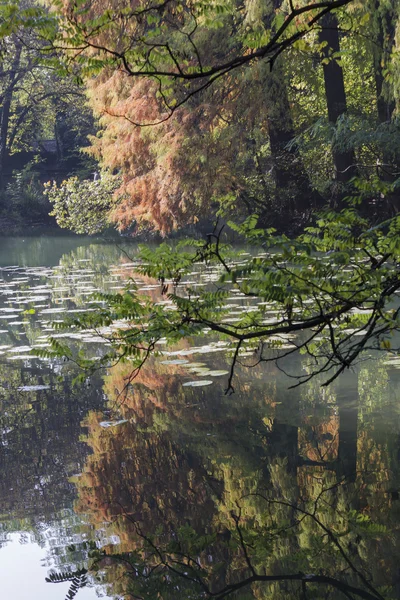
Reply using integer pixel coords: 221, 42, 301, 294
99, 419, 129, 428
9, 346, 32, 353
160, 359, 189, 365
182, 380, 213, 387
17, 385, 50, 391
207, 370, 230, 377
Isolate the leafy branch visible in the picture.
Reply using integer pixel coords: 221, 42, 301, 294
85, 486, 387, 600
48, 0, 356, 125
46, 568, 88, 600
36, 208, 400, 393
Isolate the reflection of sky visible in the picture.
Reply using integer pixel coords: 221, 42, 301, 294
0, 533, 110, 599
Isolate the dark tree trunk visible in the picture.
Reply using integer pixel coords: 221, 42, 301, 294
374, 0, 395, 125
261, 0, 322, 222
371, 1, 400, 214
0, 38, 23, 198
267, 68, 322, 213
0, 95, 12, 194
319, 13, 356, 187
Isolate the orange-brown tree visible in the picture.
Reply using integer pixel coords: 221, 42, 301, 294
49, 0, 364, 235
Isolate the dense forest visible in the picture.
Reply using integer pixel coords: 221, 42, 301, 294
0, 0, 399, 235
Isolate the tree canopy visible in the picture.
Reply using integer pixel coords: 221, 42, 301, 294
39, 0, 400, 233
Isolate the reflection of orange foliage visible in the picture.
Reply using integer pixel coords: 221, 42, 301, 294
107, 266, 159, 289
299, 415, 339, 464
103, 358, 266, 428
103, 360, 184, 419
297, 413, 339, 501
75, 356, 400, 598
76, 409, 217, 545
108, 263, 183, 306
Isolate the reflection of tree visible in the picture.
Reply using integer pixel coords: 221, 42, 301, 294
73, 358, 400, 599
0, 237, 127, 269
76, 412, 218, 531
0, 352, 111, 592
0, 359, 105, 521
51, 243, 141, 307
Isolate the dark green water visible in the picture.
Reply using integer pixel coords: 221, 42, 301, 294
0, 236, 399, 600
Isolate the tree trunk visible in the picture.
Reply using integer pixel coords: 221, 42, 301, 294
374, 0, 395, 125
0, 94, 12, 195
319, 13, 356, 187
372, 1, 399, 213
0, 38, 23, 198
261, 0, 322, 221
266, 67, 321, 214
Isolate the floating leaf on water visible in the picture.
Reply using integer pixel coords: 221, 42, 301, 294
28, 296, 49, 302
221, 317, 242, 323
198, 347, 227, 354
190, 368, 210, 375
99, 419, 129, 428
9, 346, 32, 353
384, 359, 400, 366
160, 359, 189, 365
207, 370, 230, 376
182, 380, 213, 387
17, 385, 50, 391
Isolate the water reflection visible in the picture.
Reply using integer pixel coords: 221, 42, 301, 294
0, 237, 140, 599
73, 359, 400, 599
0, 237, 399, 599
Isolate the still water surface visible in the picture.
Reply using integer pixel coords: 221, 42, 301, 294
0, 236, 399, 599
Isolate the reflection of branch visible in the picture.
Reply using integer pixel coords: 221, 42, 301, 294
231, 507, 256, 577
114, 503, 212, 595
225, 340, 242, 395
213, 573, 381, 600
46, 569, 88, 600
90, 477, 387, 600
247, 493, 384, 600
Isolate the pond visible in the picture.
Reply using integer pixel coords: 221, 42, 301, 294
0, 235, 399, 600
